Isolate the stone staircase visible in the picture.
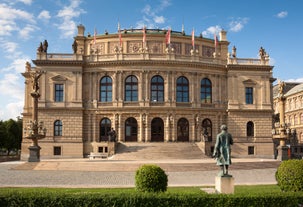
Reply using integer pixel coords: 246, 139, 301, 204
111, 142, 209, 160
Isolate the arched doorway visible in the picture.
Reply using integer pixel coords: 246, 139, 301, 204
177, 118, 189, 141
125, 117, 138, 142
100, 118, 111, 141
151, 117, 164, 142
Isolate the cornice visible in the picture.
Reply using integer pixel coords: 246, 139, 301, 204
83, 59, 227, 70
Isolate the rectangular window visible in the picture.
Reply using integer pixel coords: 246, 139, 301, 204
55, 84, 64, 102
54, 146, 61, 156
98, 147, 103, 153
248, 146, 255, 155
245, 87, 253, 104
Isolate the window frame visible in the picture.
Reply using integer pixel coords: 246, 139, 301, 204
125, 75, 138, 102
176, 76, 189, 102
150, 75, 164, 102
54, 120, 62, 136
100, 76, 112, 102
54, 84, 64, 102
200, 78, 212, 103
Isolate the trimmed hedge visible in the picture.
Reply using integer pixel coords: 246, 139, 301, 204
0, 190, 303, 207
135, 164, 168, 193
276, 159, 303, 192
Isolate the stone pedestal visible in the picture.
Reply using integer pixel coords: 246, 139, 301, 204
28, 145, 41, 162
277, 145, 289, 161
215, 176, 234, 194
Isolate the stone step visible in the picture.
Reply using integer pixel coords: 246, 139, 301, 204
112, 142, 209, 160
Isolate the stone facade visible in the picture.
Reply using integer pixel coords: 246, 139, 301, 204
273, 82, 303, 152
21, 24, 274, 160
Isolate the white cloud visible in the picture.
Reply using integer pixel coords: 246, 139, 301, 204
136, 0, 171, 28
56, 0, 85, 38
0, 101, 24, 121
154, 16, 165, 24
0, 3, 36, 36
19, 24, 39, 39
202, 25, 222, 37
16, 0, 33, 5
2, 41, 18, 53
0, 73, 24, 100
1, 57, 30, 73
229, 18, 248, 32
38, 10, 51, 21
285, 78, 303, 83
276, 11, 288, 18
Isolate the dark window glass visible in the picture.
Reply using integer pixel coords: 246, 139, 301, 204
201, 78, 212, 103
176, 76, 189, 102
55, 84, 64, 102
54, 120, 62, 136
246, 87, 253, 104
125, 75, 138, 101
53, 146, 61, 155
247, 121, 254, 137
151, 75, 164, 102
100, 76, 112, 102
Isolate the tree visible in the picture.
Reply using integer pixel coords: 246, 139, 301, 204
0, 118, 22, 155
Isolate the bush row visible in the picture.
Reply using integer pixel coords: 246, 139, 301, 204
1, 191, 303, 207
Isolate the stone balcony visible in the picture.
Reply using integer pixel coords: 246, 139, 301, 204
36, 51, 270, 66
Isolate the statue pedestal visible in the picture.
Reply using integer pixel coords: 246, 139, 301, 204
215, 176, 234, 194
28, 145, 41, 162
277, 145, 289, 161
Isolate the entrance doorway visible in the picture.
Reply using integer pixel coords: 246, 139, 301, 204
177, 118, 189, 141
100, 118, 111, 141
151, 117, 164, 142
125, 117, 138, 142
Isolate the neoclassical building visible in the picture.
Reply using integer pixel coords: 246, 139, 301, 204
273, 82, 303, 156
21, 24, 275, 160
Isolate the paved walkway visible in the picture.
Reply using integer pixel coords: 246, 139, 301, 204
0, 158, 280, 188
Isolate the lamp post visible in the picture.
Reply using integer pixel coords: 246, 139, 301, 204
23, 69, 46, 162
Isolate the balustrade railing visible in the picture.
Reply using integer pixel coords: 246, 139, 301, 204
38, 52, 270, 66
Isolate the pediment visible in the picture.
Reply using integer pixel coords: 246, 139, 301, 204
51, 75, 67, 82
243, 79, 257, 85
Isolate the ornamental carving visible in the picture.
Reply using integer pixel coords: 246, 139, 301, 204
148, 41, 163, 54
202, 46, 215, 57
128, 41, 142, 53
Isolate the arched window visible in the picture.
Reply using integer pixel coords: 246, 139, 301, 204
247, 121, 254, 137
100, 118, 111, 142
176, 76, 189, 102
100, 76, 112, 102
202, 119, 212, 142
151, 75, 164, 102
125, 75, 138, 101
201, 78, 212, 103
54, 120, 62, 136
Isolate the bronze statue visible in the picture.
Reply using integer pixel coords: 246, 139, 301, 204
213, 124, 233, 176
37, 42, 43, 53
72, 40, 78, 54
43, 40, 48, 53
30, 71, 42, 93
232, 46, 237, 58
259, 47, 265, 59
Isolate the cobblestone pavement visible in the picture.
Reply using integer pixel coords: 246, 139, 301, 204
0, 158, 280, 188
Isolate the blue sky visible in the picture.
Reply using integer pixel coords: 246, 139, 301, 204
0, 0, 302, 120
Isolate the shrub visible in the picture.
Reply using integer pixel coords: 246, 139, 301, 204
135, 164, 168, 193
276, 159, 303, 192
